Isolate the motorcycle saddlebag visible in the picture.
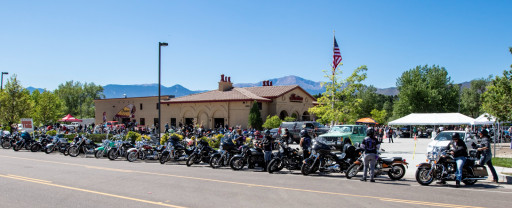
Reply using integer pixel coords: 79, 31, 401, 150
472, 165, 488, 177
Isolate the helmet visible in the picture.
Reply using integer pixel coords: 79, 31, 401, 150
254, 131, 260, 136
264, 130, 271, 136
366, 128, 375, 137
300, 129, 308, 137
452, 133, 460, 140
480, 129, 488, 136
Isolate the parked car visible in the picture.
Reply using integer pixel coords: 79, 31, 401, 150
426, 131, 477, 154
316, 125, 367, 149
279, 121, 329, 144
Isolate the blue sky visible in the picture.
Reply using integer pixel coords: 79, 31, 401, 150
1, 0, 511, 91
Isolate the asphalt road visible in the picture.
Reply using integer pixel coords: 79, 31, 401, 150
1, 145, 511, 208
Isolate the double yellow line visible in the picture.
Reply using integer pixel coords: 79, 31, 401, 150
0, 174, 185, 208
0, 155, 483, 208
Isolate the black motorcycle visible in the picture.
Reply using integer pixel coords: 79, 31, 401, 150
416, 147, 488, 186
30, 135, 52, 152
186, 139, 215, 167
229, 143, 266, 171
301, 138, 359, 176
68, 135, 98, 157
1, 134, 17, 149
13, 136, 38, 152
267, 139, 303, 173
209, 137, 240, 169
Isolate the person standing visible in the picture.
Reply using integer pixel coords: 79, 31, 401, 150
360, 128, 380, 182
299, 130, 312, 159
449, 133, 468, 188
165, 123, 170, 133
262, 130, 274, 171
477, 130, 499, 183
282, 128, 292, 145
388, 128, 394, 143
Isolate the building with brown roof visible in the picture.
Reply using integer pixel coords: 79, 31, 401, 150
94, 75, 317, 130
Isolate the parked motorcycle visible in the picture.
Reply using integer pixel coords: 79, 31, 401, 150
416, 147, 488, 186
30, 135, 52, 152
301, 138, 359, 176
229, 141, 266, 170
1, 133, 17, 149
209, 135, 240, 168
94, 139, 115, 158
126, 140, 163, 162
68, 135, 98, 157
159, 136, 193, 164
107, 140, 134, 160
13, 133, 37, 152
186, 139, 215, 166
45, 136, 70, 154
267, 139, 303, 173
345, 149, 408, 180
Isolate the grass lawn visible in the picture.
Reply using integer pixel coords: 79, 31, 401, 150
493, 157, 512, 168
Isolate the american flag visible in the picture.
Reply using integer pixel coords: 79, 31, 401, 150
333, 36, 342, 70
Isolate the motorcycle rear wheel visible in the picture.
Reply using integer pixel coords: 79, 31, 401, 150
268, 158, 284, 173
107, 149, 118, 160
230, 156, 245, 171
301, 160, 315, 176
209, 155, 221, 169
13, 144, 22, 151
30, 144, 40, 152
345, 164, 361, 179
463, 179, 477, 185
415, 168, 434, 185
388, 165, 406, 180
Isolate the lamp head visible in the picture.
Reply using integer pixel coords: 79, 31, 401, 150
159, 42, 168, 47
1, 72, 7, 75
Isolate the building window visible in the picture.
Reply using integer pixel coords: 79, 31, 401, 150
140, 118, 145, 126
257, 102, 262, 110
171, 118, 176, 128
140, 103, 143, 110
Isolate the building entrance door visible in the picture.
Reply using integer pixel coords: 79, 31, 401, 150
214, 118, 224, 129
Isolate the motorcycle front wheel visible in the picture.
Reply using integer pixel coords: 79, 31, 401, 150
30, 144, 41, 152
345, 164, 361, 179
13, 144, 22, 151
45, 146, 54, 154
127, 152, 138, 162
1, 140, 11, 149
415, 168, 434, 185
388, 165, 406, 180
68, 146, 80, 157
186, 154, 197, 167
159, 155, 168, 164
301, 160, 316, 176
209, 155, 221, 169
107, 149, 118, 160
94, 150, 103, 158
267, 158, 284, 173
230, 156, 245, 171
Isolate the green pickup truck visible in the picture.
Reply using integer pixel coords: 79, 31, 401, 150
317, 125, 367, 149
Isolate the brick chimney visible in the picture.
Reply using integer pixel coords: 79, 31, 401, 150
218, 74, 233, 91
269, 81, 272, 86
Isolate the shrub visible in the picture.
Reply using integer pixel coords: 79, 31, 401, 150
160, 133, 169, 145
284, 116, 296, 122
47, 130, 57, 136
262, 115, 282, 129
125, 131, 142, 143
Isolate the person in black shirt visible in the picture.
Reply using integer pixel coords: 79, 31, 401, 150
477, 130, 498, 183
360, 128, 381, 182
299, 130, 311, 159
449, 133, 468, 187
262, 130, 274, 171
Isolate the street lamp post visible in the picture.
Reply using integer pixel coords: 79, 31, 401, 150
158, 42, 168, 141
1, 72, 8, 91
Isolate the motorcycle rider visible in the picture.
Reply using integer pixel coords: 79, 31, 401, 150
282, 128, 292, 145
477, 130, 498, 183
299, 130, 311, 159
449, 133, 468, 188
360, 128, 380, 182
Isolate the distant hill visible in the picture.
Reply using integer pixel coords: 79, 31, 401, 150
26, 76, 473, 98
102, 84, 206, 98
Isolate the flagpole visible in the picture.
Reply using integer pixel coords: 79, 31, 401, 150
332, 30, 335, 126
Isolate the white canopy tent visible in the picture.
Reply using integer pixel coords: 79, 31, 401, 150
388, 113, 475, 126
472, 113, 496, 125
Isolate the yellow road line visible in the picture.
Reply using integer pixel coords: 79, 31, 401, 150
0, 155, 484, 208
0, 174, 186, 208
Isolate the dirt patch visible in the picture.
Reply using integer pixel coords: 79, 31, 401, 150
494, 143, 512, 158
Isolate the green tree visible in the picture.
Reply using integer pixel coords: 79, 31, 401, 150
248, 101, 263, 130
308, 65, 367, 124
481, 48, 512, 122
33, 90, 63, 126
356, 85, 391, 118
370, 109, 387, 124
262, 115, 282, 129
54, 81, 104, 118
0, 75, 32, 127
393, 65, 459, 118
460, 78, 490, 118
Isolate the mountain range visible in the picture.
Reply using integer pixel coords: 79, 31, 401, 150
26, 75, 471, 98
